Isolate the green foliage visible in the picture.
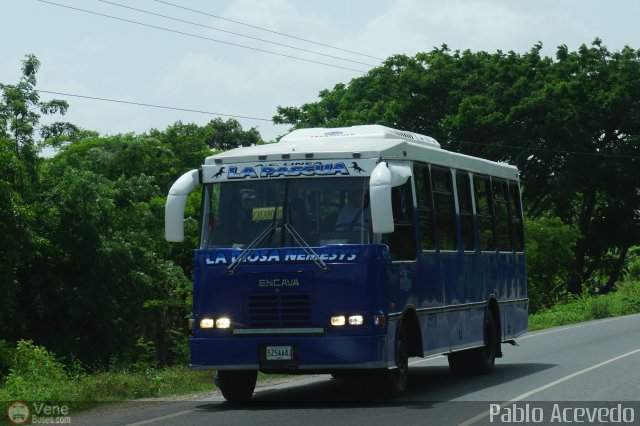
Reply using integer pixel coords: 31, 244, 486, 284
0, 54, 266, 368
22, 140, 197, 364
275, 41, 640, 295
0, 339, 13, 378
525, 216, 580, 312
626, 246, 640, 281
0, 137, 35, 332
0, 340, 69, 402
132, 336, 158, 372
0, 54, 76, 165
0, 340, 212, 411
587, 296, 611, 319
529, 280, 640, 330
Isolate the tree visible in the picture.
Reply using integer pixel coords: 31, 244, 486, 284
28, 133, 200, 364
202, 118, 264, 151
274, 41, 640, 294
0, 55, 77, 182
0, 137, 34, 337
0, 55, 74, 340
1, 54, 271, 365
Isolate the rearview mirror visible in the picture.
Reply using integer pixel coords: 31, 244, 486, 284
165, 169, 200, 242
369, 162, 394, 234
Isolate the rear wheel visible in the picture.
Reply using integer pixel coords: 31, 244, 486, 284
447, 309, 498, 376
471, 309, 498, 374
447, 350, 471, 375
215, 370, 258, 402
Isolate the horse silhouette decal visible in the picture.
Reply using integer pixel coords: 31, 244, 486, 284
350, 162, 365, 174
212, 167, 226, 179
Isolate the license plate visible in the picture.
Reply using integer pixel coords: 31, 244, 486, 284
266, 345, 293, 361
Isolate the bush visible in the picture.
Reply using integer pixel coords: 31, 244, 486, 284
627, 246, 640, 281
529, 280, 640, 330
0, 339, 13, 379
525, 216, 580, 313
0, 339, 213, 412
587, 297, 611, 319
0, 340, 70, 402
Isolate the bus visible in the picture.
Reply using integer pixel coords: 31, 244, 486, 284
165, 125, 527, 401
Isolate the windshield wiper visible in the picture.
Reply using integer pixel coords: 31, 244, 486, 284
224, 222, 276, 276
284, 223, 330, 273
226, 192, 284, 276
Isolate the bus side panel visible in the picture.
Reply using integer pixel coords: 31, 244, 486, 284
483, 253, 498, 300
417, 252, 449, 354
501, 252, 528, 339
497, 252, 517, 300
515, 252, 527, 300
444, 250, 486, 351
441, 252, 459, 351
447, 308, 486, 351
420, 313, 449, 356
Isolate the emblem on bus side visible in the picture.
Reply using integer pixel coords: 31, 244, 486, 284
399, 269, 412, 292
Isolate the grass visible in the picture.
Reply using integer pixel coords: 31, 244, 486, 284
0, 362, 213, 417
529, 280, 640, 331
0, 336, 289, 418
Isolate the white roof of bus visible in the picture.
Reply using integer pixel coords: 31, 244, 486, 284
204, 125, 519, 180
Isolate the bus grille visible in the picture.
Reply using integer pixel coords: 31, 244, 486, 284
247, 294, 311, 327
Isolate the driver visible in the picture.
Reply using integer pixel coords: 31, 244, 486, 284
335, 188, 371, 231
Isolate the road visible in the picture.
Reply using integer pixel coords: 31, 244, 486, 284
75, 313, 640, 425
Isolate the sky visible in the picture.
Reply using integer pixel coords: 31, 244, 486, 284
2, 0, 640, 143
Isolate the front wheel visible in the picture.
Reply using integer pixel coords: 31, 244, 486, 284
215, 370, 258, 402
380, 324, 409, 397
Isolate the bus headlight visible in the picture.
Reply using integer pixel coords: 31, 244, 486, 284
348, 315, 364, 326
330, 316, 346, 326
215, 317, 231, 329
200, 318, 214, 329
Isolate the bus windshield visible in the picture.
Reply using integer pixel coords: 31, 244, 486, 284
200, 177, 373, 249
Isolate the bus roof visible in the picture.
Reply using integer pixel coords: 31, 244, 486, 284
204, 125, 519, 181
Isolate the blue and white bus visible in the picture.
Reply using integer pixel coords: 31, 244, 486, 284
165, 125, 527, 401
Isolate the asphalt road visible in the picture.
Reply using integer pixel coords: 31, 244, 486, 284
75, 313, 640, 425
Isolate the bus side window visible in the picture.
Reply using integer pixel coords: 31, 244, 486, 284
474, 176, 495, 251
456, 172, 476, 251
431, 167, 457, 251
509, 182, 525, 252
388, 179, 417, 261
493, 180, 512, 251
415, 164, 435, 250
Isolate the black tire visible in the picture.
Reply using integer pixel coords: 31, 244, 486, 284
447, 350, 471, 376
216, 370, 258, 402
471, 309, 498, 374
380, 324, 409, 397
448, 309, 498, 375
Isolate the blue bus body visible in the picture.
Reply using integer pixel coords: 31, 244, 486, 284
189, 244, 527, 371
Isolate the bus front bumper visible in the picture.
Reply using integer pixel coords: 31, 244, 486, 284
189, 334, 388, 371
